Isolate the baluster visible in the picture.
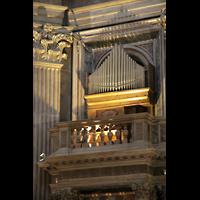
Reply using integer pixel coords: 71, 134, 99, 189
88, 127, 94, 147
103, 125, 109, 144
99, 125, 105, 146
111, 125, 117, 144
107, 126, 113, 145
91, 126, 96, 147
83, 128, 89, 148
122, 125, 128, 144
115, 124, 121, 144
95, 125, 101, 146
77, 128, 83, 148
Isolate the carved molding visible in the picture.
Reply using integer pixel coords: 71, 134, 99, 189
42, 153, 158, 173
101, 109, 118, 117
38, 152, 162, 175
48, 189, 79, 200
131, 182, 157, 200
33, 23, 73, 62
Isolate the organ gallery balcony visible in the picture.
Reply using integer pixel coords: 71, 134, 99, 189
37, 112, 165, 194
38, 112, 165, 166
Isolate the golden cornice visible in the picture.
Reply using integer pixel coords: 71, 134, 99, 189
84, 88, 154, 110
84, 88, 150, 99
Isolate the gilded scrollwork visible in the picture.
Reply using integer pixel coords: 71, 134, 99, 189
157, 8, 166, 30
33, 23, 73, 62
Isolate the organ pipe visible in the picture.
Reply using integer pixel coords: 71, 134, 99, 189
88, 44, 145, 94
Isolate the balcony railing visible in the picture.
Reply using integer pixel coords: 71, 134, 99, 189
48, 112, 166, 155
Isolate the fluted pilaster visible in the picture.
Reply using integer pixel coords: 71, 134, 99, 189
33, 60, 63, 200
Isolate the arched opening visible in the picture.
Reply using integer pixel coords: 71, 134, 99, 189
85, 44, 155, 118
88, 44, 155, 95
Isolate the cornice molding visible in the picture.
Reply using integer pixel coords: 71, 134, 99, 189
69, 0, 143, 13
37, 149, 165, 174
68, 0, 165, 31
33, 60, 63, 69
80, 19, 160, 43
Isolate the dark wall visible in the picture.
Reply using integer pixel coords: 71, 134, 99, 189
62, 0, 116, 8
33, 0, 62, 5
34, 0, 115, 8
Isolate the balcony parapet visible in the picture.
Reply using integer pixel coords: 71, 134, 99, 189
47, 113, 166, 156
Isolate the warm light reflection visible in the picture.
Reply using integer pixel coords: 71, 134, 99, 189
111, 129, 117, 142
87, 126, 92, 132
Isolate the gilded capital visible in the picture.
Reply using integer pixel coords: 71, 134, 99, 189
33, 23, 73, 62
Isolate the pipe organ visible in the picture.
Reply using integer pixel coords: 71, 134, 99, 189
88, 44, 145, 95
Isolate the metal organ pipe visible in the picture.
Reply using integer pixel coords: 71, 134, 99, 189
88, 44, 145, 94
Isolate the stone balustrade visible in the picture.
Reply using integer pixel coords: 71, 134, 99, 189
48, 112, 166, 154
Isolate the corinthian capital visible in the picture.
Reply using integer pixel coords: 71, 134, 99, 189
33, 23, 73, 62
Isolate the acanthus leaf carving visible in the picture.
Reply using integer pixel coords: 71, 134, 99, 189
33, 23, 73, 62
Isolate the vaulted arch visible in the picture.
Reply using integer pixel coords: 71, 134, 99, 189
123, 45, 154, 69
95, 44, 154, 71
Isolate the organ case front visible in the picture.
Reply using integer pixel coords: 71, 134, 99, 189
84, 44, 155, 119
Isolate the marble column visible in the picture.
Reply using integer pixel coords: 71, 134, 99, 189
33, 60, 63, 200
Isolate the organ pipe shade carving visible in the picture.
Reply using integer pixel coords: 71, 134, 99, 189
88, 44, 145, 94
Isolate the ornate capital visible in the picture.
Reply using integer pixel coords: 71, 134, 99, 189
33, 23, 73, 62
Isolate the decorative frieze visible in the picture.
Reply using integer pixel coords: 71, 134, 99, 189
48, 189, 79, 200
131, 182, 157, 200
39, 153, 158, 175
